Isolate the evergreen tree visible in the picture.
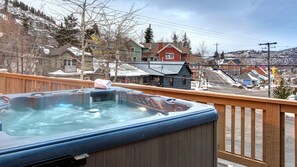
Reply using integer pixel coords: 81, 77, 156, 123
30, 7, 35, 14
93, 23, 100, 35
213, 51, 219, 59
144, 24, 153, 43
172, 32, 178, 44
85, 23, 100, 39
85, 24, 100, 52
187, 40, 191, 49
20, 1, 25, 10
22, 17, 30, 33
182, 32, 191, 48
4, 0, 8, 11
220, 51, 225, 59
54, 14, 80, 47
13, 0, 20, 7
273, 79, 293, 99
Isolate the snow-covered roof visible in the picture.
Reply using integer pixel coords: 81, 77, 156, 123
250, 70, 259, 75
132, 61, 189, 76
109, 63, 150, 77
238, 73, 258, 81
48, 69, 94, 76
247, 73, 258, 81
68, 47, 91, 56
129, 39, 144, 48
93, 59, 149, 77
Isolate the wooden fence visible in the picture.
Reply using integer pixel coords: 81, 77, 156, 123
1, 72, 297, 167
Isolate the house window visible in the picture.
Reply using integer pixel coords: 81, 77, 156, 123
169, 77, 174, 86
182, 75, 186, 85
150, 57, 154, 61
38, 60, 42, 65
64, 60, 75, 66
133, 57, 136, 61
130, 47, 135, 53
166, 53, 174, 59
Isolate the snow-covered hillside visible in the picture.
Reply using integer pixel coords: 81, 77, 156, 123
0, 1, 57, 28
227, 48, 297, 68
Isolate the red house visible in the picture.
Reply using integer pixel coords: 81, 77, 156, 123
241, 66, 267, 76
157, 43, 188, 61
219, 59, 241, 76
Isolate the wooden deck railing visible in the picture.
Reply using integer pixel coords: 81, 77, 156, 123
1, 72, 297, 167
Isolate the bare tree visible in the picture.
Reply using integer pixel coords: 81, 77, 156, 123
100, 6, 140, 81
0, 14, 27, 73
196, 41, 209, 57
47, 0, 140, 80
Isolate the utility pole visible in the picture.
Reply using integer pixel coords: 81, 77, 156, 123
259, 42, 277, 98
214, 43, 220, 53
213, 43, 220, 68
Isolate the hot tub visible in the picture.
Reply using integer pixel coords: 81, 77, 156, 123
0, 87, 218, 167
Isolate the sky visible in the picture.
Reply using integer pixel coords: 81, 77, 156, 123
21, 0, 297, 55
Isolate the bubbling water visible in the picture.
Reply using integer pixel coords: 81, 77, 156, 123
0, 101, 153, 136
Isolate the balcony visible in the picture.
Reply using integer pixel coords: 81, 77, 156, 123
0, 72, 296, 167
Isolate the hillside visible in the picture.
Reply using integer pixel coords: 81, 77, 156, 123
226, 48, 297, 68
0, 0, 57, 46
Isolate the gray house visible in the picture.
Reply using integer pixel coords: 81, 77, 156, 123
132, 61, 192, 89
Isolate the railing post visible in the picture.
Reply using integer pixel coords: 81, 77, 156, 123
4, 74, 7, 94
215, 104, 226, 151
280, 112, 285, 167
265, 103, 281, 167
22, 77, 26, 93
49, 78, 52, 91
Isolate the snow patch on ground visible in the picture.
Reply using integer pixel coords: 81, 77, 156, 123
0, 13, 7, 20
43, 48, 50, 55
15, 18, 23, 25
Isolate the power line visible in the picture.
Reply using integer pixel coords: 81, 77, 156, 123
259, 42, 277, 98
105, 7, 268, 43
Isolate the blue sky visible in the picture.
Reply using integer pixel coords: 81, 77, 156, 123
111, 0, 297, 53
22, 0, 297, 54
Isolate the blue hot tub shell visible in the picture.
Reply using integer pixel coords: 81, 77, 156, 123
0, 87, 218, 167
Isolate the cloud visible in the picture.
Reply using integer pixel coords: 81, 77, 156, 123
163, 9, 196, 20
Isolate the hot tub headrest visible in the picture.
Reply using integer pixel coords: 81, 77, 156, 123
8, 91, 91, 110
0, 96, 10, 109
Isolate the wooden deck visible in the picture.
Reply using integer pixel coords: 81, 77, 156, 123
1, 72, 297, 167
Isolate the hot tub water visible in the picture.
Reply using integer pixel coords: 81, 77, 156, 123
0, 101, 152, 136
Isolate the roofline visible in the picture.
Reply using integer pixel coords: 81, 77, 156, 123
129, 39, 144, 48
157, 43, 183, 54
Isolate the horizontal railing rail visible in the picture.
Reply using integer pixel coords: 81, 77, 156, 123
1, 72, 297, 167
